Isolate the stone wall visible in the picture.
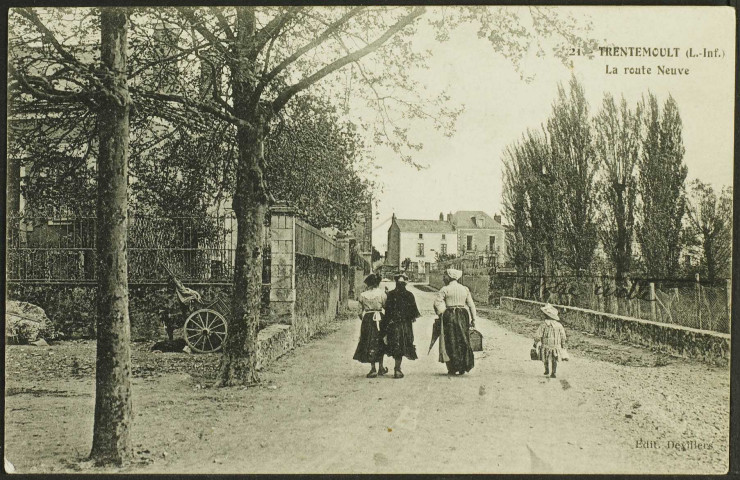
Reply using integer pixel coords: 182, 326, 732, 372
429, 271, 444, 290
256, 324, 294, 371
429, 272, 491, 305
293, 255, 344, 344
240, 205, 351, 369
500, 297, 730, 366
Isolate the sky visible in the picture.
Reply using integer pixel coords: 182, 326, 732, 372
352, 6, 735, 253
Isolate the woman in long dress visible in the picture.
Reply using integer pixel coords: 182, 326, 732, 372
383, 273, 419, 378
433, 268, 476, 375
353, 273, 388, 378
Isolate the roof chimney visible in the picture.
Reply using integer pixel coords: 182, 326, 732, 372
447, 212, 452, 222
439, 212, 444, 221
494, 214, 502, 225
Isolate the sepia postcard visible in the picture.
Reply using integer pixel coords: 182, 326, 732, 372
5, 4, 735, 475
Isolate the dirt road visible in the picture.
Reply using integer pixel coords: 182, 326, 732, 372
4, 282, 729, 474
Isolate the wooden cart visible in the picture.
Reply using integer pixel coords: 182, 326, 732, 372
160, 261, 229, 353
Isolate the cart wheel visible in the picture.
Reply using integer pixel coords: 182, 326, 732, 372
184, 308, 228, 353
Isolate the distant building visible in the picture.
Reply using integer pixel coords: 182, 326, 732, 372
386, 213, 455, 272
449, 211, 506, 258
386, 210, 508, 273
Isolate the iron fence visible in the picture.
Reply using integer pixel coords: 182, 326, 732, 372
6, 212, 242, 285
493, 273, 731, 334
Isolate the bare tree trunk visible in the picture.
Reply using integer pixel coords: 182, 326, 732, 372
90, 8, 133, 466
614, 183, 629, 280
704, 235, 716, 283
219, 7, 267, 386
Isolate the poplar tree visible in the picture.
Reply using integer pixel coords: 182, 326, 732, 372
593, 93, 642, 280
637, 93, 688, 278
547, 75, 598, 275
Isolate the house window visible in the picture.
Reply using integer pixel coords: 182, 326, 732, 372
417, 243, 425, 257
489, 235, 496, 252
466, 235, 473, 251
419, 233, 423, 239
440, 244, 447, 255
441, 234, 446, 240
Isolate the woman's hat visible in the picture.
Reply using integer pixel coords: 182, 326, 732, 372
445, 268, 463, 280
364, 273, 379, 286
540, 303, 560, 321
394, 273, 408, 283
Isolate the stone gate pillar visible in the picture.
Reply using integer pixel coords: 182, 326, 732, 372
268, 204, 296, 325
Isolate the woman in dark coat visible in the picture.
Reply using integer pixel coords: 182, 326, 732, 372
353, 273, 388, 378
383, 273, 420, 378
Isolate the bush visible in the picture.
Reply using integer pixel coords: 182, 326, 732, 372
7, 283, 233, 341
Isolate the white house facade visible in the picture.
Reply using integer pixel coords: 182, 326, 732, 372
386, 215, 456, 272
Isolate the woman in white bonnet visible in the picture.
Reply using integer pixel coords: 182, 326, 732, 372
432, 268, 477, 375
534, 303, 567, 378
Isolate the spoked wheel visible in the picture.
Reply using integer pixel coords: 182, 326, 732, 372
184, 309, 228, 353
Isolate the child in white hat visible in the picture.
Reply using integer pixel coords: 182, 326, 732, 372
533, 303, 567, 378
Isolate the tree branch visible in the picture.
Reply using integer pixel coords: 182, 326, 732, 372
253, 6, 365, 106
209, 7, 234, 40
131, 87, 251, 130
16, 8, 91, 72
9, 63, 95, 107
250, 7, 303, 59
271, 7, 425, 113
176, 7, 230, 56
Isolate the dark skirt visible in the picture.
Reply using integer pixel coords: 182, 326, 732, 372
440, 308, 475, 373
385, 320, 417, 360
353, 312, 384, 363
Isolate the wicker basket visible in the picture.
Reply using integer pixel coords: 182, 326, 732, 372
470, 328, 483, 352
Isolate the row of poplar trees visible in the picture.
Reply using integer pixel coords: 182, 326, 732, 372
502, 75, 732, 283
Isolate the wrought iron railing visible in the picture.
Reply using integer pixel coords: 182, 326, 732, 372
6, 212, 239, 285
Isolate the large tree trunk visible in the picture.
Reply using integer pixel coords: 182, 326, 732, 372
90, 8, 133, 466
219, 7, 267, 386
220, 124, 267, 386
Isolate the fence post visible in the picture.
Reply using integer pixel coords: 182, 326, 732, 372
649, 282, 657, 321
591, 281, 596, 310
696, 273, 702, 330
727, 278, 732, 331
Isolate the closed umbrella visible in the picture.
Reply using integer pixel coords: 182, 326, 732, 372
428, 317, 450, 361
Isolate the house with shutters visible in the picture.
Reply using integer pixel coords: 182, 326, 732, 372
385, 213, 456, 273
449, 210, 506, 258
386, 210, 507, 273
